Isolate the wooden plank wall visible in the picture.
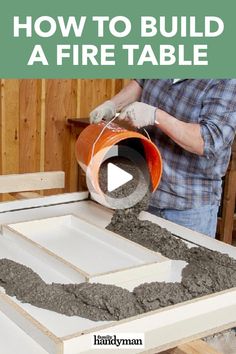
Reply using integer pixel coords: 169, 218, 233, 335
0, 79, 129, 199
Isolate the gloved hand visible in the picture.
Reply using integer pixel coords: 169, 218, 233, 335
118, 102, 158, 128
89, 100, 116, 124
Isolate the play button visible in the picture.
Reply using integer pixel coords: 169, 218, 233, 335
85, 145, 150, 209
107, 163, 133, 192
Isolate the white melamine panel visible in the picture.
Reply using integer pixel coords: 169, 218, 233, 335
6, 215, 169, 277
0, 234, 110, 344
0, 310, 48, 354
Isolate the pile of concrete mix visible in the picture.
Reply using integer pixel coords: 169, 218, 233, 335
0, 157, 236, 321
107, 198, 236, 310
0, 232, 236, 321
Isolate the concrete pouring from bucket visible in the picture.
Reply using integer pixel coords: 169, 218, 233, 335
75, 121, 162, 202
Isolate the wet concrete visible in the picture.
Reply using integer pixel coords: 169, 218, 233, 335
1, 242, 235, 320
0, 259, 143, 321
1, 221, 236, 321
107, 209, 190, 261
133, 282, 192, 311
181, 252, 236, 297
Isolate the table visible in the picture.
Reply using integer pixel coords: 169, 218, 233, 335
0, 192, 235, 354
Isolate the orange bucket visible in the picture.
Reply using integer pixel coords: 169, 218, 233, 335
75, 121, 162, 195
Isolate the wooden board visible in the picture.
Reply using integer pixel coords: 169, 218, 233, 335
0, 80, 20, 201
44, 79, 77, 195
0, 80, 20, 176
0, 171, 65, 193
1, 286, 235, 354
19, 80, 42, 174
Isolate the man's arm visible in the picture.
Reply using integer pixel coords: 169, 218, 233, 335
156, 109, 204, 155
89, 80, 142, 123
118, 101, 204, 155
111, 80, 143, 112
119, 80, 236, 158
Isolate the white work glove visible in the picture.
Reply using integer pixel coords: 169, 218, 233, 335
89, 100, 116, 124
118, 102, 158, 128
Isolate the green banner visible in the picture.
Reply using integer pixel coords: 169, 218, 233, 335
0, 0, 235, 78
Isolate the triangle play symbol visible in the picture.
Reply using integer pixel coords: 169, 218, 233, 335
107, 163, 133, 192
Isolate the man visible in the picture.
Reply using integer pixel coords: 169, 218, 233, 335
89, 79, 236, 237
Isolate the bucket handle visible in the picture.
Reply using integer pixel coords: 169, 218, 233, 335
91, 114, 119, 159
142, 128, 151, 141
91, 115, 152, 159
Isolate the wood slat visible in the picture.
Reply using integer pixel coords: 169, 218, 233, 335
0, 80, 20, 175
9, 192, 42, 200
44, 79, 77, 194
0, 80, 20, 201
0, 171, 65, 193
19, 79, 41, 173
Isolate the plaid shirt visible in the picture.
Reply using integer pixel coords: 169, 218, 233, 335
136, 79, 236, 210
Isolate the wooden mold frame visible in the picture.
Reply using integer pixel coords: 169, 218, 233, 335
2, 214, 171, 289
0, 210, 236, 354
0, 285, 236, 354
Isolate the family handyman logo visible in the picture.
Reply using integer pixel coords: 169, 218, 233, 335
92, 333, 145, 349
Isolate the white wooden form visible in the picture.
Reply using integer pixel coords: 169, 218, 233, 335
0, 191, 89, 214
0, 310, 48, 354
0, 286, 236, 354
0, 171, 65, 193
0, 194, 235, 354
3, 214, 171, 289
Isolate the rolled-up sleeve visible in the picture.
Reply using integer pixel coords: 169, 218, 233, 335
199, 80, 236, 159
